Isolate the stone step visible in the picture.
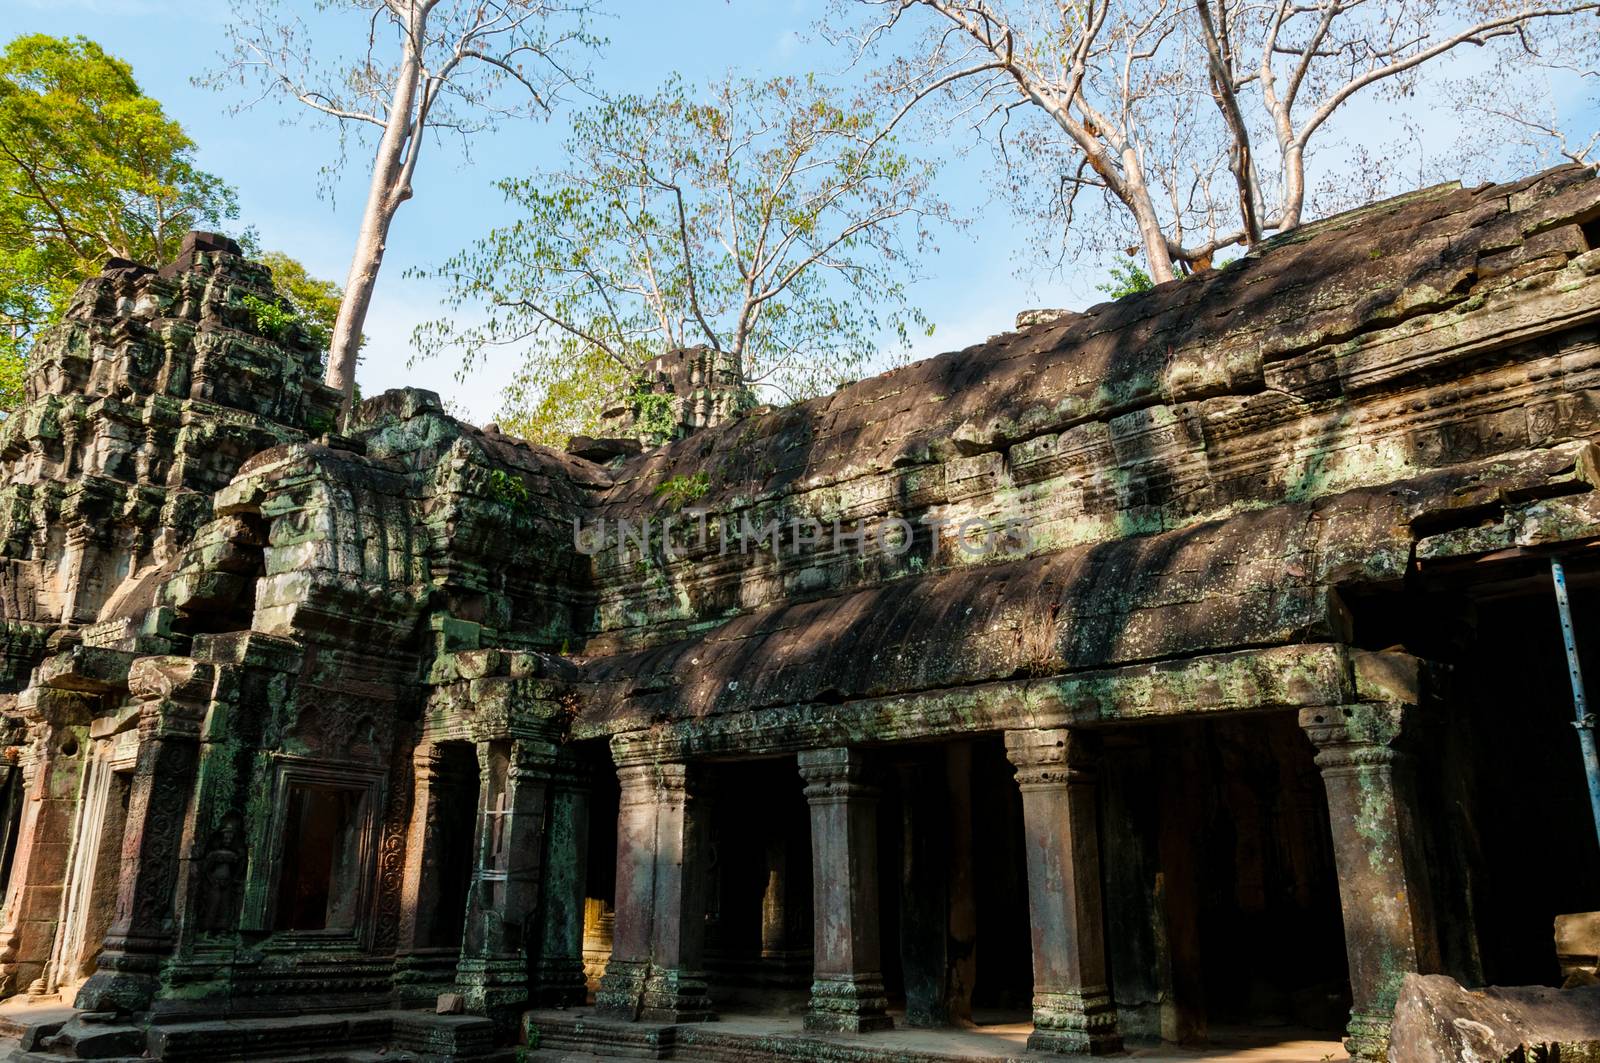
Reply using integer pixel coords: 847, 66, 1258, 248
146, 1012, 393, 1062
524, 1014, 1027, 1063
528, 1014, 676, 1059
3, 1008, 504, 1063
0, 1003, 78, 1047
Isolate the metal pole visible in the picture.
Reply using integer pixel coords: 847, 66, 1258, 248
1550, 558, 1600, 854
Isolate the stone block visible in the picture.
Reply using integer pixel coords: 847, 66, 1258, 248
1389, 973, 1600, 1063
437, 991, 466, 1014
1557, 911, 1600, 985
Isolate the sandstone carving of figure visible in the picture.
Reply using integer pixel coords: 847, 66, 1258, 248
198, 812, 246, 933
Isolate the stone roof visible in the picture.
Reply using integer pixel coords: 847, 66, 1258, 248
562, 164, 1600, 735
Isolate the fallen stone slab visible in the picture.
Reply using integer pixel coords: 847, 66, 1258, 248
1389, 973, 1600, 1063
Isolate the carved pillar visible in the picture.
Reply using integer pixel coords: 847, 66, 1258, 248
394, 743, 459, 1007
76, 663, 207, 1013
1300, 704, 1441, 1062
596, 738, 714, 1024
0, 721, 78, 997
595, 755, 656, 1020
456, 738, 554, 1027
1004, 728, 1121, 1055
760, 832, 790, 960
798, 747, 891, 1034
532, 752, 591, 1007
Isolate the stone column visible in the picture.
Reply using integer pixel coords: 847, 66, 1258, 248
1300, 704, 1440, 1062
1004, 728, 1121, 1056
76, 664, 207, 1014
757, 821, 811, 983
798, 747, 891, 1034
456, 738, 554, 1027
394, 743, 459, 1007
0, 728, 76, 996
596, 739, 713, 1023
532, 753, 591, 1008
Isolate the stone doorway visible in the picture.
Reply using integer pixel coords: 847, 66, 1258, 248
40, 742, 131, 1000
884, 737, 1033, 1032
579, 741, 619, 1000
1100, 713, 1351, 1045
702, 757, 811, 1013
1343, 565, 1600, 989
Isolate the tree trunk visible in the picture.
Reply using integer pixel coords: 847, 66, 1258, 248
325, 15, 424, 421
1121, 151, 1177, 283
1278, 142, 1306, 232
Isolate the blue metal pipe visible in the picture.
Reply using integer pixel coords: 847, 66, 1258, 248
1550, 558, 1600, 856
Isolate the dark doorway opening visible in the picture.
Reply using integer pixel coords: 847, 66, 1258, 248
704, 756, 811, 1012
1101, 714, 1350, 1044
581, 740, 619, 1002
885, 737, 1032, 1030
426, 743, 479, 949
273, 784, 364, 932
1344, 560, 1600, 989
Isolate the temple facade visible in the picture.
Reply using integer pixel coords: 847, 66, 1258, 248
1, 166, 1599, 1061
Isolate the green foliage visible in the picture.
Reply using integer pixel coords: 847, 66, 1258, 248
0, 34, 243, 381
258, 251, 355, 352
499, 347, 629, 449
631, 388, 677, 443
654, 470, 709, 509
1096, 256, 1155, 299
420, 73, 947, 447
0, 344, 23, 413
487, 468, 532, 513
239, 293, 298, 341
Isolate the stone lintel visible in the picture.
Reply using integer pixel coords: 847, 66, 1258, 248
35, 645, 136, 695
579, 643, 1393, 758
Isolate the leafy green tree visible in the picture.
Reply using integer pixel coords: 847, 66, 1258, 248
1096, 256, 1154, 300
421, 74, 948, 448
0, 33, 243, 396
0, 344, 23, 413
258, 251, 361, 353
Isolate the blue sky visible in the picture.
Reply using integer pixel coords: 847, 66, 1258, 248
6, 0, 1597, 420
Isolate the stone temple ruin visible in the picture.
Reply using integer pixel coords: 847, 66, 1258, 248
0, 167, 1599, 1062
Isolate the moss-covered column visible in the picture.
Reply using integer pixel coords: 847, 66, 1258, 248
76, 660, 209, 1013
640, 759, 713, 1022
1004, 728, 1121, 1056
532, 752, 590, 1008
798, 747, 892, 1034
456, 737, 554, 1028
1300, 703, 1440, 1062
596, 736, 714, 1023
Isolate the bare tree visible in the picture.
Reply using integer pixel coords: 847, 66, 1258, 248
849, 0, 1600, 283
418, 74, 950, 446
204, 0, 598, 416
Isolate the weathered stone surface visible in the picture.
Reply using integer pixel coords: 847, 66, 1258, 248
2, 166, 1599, 1061
1557, 911, 1600, 986
1388, 973, 1600, 1063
